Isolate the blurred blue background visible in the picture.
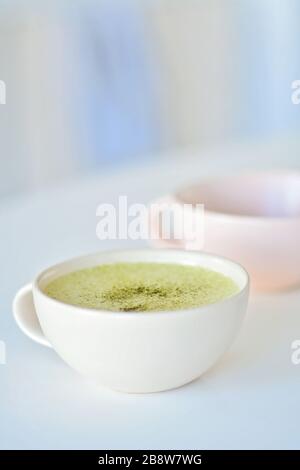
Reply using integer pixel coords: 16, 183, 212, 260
0, 0, 300, 198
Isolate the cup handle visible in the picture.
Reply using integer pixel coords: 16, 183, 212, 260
148, 195, 185, 248
149, 194, 204, 251
13, 284, 52, 348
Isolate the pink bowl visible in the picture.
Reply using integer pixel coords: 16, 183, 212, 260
150, 171, 300, 292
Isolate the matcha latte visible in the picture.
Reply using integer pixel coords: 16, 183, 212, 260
44, 262, 239, 312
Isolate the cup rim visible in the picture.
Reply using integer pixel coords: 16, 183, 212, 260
175, 169, 300, 222
33, 248, 249, 318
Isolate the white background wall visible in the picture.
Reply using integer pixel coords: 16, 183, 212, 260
0, 0, 300, 199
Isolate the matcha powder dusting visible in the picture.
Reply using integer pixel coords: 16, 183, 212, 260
44, 262, 239, 312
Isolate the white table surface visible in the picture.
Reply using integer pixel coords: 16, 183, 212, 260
1, 140, 300, 450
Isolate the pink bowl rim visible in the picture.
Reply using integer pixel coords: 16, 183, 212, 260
174, 169, 300, 223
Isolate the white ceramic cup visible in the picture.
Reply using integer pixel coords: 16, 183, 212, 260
13, 249, 249, 393
150, 171, 300, 292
